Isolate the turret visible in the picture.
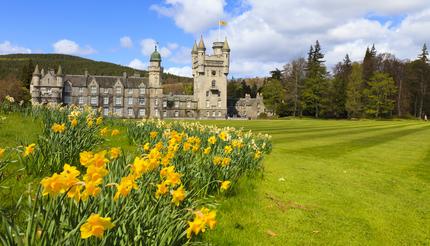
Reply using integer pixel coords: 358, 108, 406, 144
222, 37, 230, 75
197, 36, 206, 74
148, 45, 163, 88
56, 65, 64, 87
31, 64, 41, 86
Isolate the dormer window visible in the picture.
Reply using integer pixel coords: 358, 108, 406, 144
140, 87, 146, 95
128, 89, 133, 95
91, 86, 97, 94
116, 87, 122, 94
79, 87, 83, 94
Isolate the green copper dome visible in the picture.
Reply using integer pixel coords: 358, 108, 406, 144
150, 47, 162, 62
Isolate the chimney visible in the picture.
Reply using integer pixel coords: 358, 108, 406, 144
84, 69, 88, 77
123, 72, 127, 78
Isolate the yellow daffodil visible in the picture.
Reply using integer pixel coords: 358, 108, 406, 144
219, 131, 229, 141
51, 123, 66, 133
221, 157, 231, 167
208, 136, 217, 145
81, 181, 102, 201
143, 142, 150, 151
171, 186, 186, 206
203, 147, 211, 155
109, 147, 121, 159
70, 118, 78, 127
0, 148, 5, 158
114, 175, 138, 201
150, 131, 158, 139
111, 129, 120, 136
23, 143, 36, 157
165, 172, 181, 186
213, 156, 222, 165
220, 180, 231, 191
86, 118, 94, 127
186, 208, 217, 238
254, 150, 262, 159
100, 127, 109, 136
80, 151, 94, 167
80, 214, 115, 239
224, 145, 233, 154
96, 116, 103, 125
155, 181, 169, 198
186, 217, 205, 238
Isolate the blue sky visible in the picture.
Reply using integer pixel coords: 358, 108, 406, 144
1, 0, 429, 78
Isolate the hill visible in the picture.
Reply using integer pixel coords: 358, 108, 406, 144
0, 54, 193, 93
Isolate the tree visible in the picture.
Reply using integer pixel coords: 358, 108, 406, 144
261, 79, 286, 116
269, 69, 282, 81
330, 54, 352, 118
362, 45, 377, 82
363, 72, 397, 118
19, 59, 34, 89
283, 57, 306, 116
303, 40, 329, 118
346, 63, 364, 118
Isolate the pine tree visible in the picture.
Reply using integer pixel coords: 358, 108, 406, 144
418, 43, 429, 63
331, 54, 352, 118
303, 40, 328, 118
363, 72, 397, 118
362, 45, 377, 82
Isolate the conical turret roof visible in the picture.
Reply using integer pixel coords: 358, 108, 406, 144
57, 65, 63, 76
198, 36, 206, 50
33, 64, 40, 75
192, 41, 198, 54
222, 37, 230, 51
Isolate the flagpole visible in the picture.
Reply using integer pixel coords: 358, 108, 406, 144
218, 20, 221, 42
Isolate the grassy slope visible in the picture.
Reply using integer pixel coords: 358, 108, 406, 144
1, 116, 429, 244
201, 119, 430, 245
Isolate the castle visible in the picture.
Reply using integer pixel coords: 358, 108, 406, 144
30, 37, 266, 119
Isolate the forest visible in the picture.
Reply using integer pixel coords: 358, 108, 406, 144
229, 42, 430, 119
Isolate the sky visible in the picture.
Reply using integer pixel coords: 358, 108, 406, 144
0, 0, 429, 78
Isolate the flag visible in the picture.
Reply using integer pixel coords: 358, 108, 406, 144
219, 20, 228, 26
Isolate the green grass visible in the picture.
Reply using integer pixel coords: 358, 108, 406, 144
198, 119, 430, 245
1, 115, 429, 245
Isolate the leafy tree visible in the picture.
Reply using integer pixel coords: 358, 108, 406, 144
346, 63, 364, 118
363, 72, 397, 118
330, 54, 352, 118
283, 58, 306, 116
261, 79, 285, 116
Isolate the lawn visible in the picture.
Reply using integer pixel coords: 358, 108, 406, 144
1, 115, 429, 245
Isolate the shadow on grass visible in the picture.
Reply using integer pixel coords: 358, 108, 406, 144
412, 150, 430, 183
285, 125, 430, 159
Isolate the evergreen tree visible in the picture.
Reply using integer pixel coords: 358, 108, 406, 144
19, 59, 34, 89
261, 79, 286, 116
362, 45, 377, 82
363, 72, 397, 118
303, 40, 328, 118
418, 43, 429, 63
330, 54, 352, 118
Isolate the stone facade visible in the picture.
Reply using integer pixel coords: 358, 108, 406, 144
234, 93, 267, 119
30, 37, 231, 119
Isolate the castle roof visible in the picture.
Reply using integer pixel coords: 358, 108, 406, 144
33, 64, 40, 75
57, 65, 62, 76
222, 37, 230, 51
64, 75, 148, 88
192, 41, 198, 54
198, 36, 206, 50
150, 46, 161, 62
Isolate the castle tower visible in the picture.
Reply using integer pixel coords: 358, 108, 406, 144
56, 65, 64, 87
148, 46, 163, 118
192, 36, 230, 119
30, 65, 41, 104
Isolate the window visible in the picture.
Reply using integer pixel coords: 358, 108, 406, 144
211, 70, 216, 76
128, 108, 133, 116
79, 87, 83, 94
155, 109, 159, 117
115, 108, 122, 116
128, 98, 133, 105
115, 97, 122, 105
187, 101, 191, 108
139, 109, 146, 117
206, 100, 210, 108
218, 111, 222, 117
103, 108, 109, 116
91, 86, 97, 94
139, 98, 145, 105
206, 91, 209, 97
104, 88, 109, 94
163, 111, 167, 117
91, 97, 98, 105
217, 101, 221, 108
211, 80, 216, 87
174, 101, 179, 108
78, 97, 84, 105
155, 98, 159, 106
175, 111, 179, 117
103, 97, 109, 105
212, 111, 216, 117
218, 91, 221, 97
140, 87, 146, 95
206, 111, 210, 117
116, 87, 122, 94
163, 101, 167, 108
128, 89, 133, 95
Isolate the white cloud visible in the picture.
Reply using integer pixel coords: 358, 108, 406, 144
0, 41, 31, 54
128, 58, 147, 70
120, 36, 133, 48
168, 46, 191, 64
165, 66, 192, 77
140, 38, 172, 58
167, 42, 179, 50
53, 39, 96, 55
150, 0, 226, 33
155, 0, 430, 77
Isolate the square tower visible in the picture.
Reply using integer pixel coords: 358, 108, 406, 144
192, 36, 230, 119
